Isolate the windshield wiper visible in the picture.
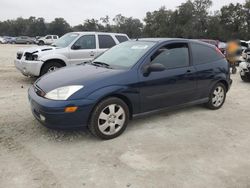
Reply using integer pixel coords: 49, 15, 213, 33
77, 61, 91, 65
91, 61, 112, 69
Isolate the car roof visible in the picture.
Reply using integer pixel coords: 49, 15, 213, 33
137, 38, 213, 45
69, 31, 128, 36
138, 38, 184, 42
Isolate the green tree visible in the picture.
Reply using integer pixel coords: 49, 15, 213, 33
48, 18, 71, 36
220, 3, 247, 40
113, 14, 143, 38
245, 0, 250, 39
26, 17, 47, 36
206, 11, 223, 40
82, 19, 104, 31
144, 7, 173, 37
100, 16, 112, 32
192, 0, 212, 37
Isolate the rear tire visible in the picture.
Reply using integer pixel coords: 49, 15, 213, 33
206, 83, 226, 110
88, 97, 129, 140
40, 62, 63, 76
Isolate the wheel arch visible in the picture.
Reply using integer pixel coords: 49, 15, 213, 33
38, 40, 45, 44
88, 93, 134, 125
217, 79, 229, 92
40, 59, 66, 76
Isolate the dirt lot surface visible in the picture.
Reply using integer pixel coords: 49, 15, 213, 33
0, 44, 250, 188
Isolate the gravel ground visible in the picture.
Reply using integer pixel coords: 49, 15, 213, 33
0, 44, 250, 188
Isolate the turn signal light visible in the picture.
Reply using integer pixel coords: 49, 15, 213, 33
65, 106, 78, 113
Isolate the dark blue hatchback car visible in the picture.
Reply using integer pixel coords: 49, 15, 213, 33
28, 38, 232, 139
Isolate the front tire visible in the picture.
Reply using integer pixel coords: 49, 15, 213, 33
240, 71, 250, 82
40, 62, 63, 76
88, 97, 129, 140
206, 83, 226, 110
38, 41, 45, 46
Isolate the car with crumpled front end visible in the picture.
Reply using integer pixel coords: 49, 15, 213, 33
14, 32, 129, 77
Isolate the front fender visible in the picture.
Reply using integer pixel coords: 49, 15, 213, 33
86, 85, 140, 114
40, 54, 69, 65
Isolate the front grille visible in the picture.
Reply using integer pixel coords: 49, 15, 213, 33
34, 85, 46, 97
17, 53, 23, 60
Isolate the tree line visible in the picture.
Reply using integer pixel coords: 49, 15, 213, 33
0, 0, 250, 41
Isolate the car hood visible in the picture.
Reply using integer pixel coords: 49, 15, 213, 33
35, 64, 124, 93
17, 45, 60, 55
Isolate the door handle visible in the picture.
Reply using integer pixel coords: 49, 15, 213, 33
187, 70, 192, 73
90, 51, 95, 57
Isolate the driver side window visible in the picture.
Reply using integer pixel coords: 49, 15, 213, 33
73, 35, 96, 50
151, 43, 190, 69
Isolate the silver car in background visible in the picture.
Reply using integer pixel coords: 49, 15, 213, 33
14, 32, 129, 77
0, 36, 7, 44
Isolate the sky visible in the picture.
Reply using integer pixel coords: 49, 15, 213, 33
0, 0, 246, 26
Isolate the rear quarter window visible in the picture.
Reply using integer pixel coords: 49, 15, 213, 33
98, 35, 116, 49
115, 35, 129, 43
191, 43, 224, 65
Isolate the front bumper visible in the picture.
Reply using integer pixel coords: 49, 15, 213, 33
14, 59, 43, 77
28, 86, 95, 129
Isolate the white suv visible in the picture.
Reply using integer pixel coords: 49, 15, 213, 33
37, 35, 59, 45
14, 32, 129, 77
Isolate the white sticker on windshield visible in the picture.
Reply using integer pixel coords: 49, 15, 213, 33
131, 45, 148, 50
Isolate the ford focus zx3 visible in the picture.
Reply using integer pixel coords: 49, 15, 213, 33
28, 38, 232, 139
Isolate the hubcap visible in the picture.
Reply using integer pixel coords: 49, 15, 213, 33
98, 104, 125, 135
212, 86, 225, 107
47, 66, 58, 73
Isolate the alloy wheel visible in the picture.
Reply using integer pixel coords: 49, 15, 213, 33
212, 86, 225, 107
98, 104, 126, 136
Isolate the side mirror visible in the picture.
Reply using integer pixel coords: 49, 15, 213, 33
143, 63, 166, 76
72, 45, 81, 50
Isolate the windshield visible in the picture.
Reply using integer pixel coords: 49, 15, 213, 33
93, 41, 155, 69
52, 33, 79, 48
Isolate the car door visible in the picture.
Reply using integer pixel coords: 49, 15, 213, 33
19, 37, 25, 44
15, 37, 20, 44
69, 34, 97, 65
52, 35, 58, 43
139, 42, 197, 112
96, 34, 117, 57
23, 37, 28, 44
45, 36, 53, 44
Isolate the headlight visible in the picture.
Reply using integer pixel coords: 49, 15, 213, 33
32, 54, 38, 61
25, 53, 39, 61
45, 85, 84, 100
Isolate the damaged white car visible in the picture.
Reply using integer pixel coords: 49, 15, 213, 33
239, 49, 250, 82
14, 32, 129, 77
